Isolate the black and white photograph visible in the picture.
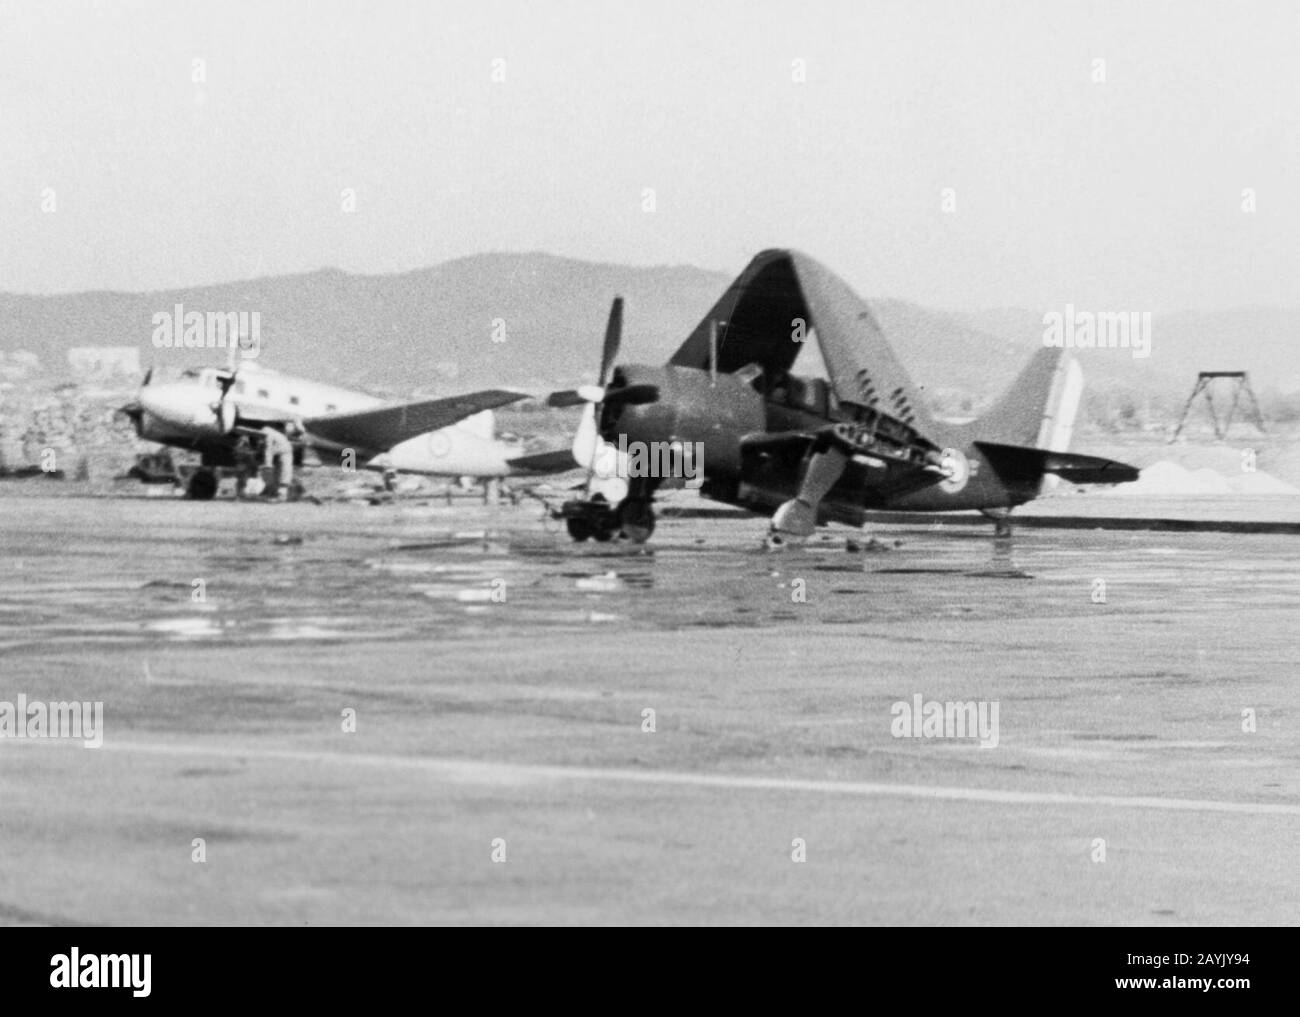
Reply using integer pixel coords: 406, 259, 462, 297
0, 0, 1296, 958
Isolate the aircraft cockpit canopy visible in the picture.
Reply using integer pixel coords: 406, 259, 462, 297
178, 367, 234, 390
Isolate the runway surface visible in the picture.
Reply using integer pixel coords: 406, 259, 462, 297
1, 494, 1298, 925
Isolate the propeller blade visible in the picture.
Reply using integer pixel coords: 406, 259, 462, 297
547, 299, 645, 410
598, 297, 623, 388
217, 399, 237, 434
211, 356, 244, 431
121, 367, 152, 430
547, 384, 610, 408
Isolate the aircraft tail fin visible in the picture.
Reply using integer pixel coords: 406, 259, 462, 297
967, 350, 1138, 490
971, 346, 1083, 451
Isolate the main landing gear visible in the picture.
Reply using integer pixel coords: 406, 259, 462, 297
186, 467, 219, 500
562, 494, 618, 542
981, 507, 1014, 539
618, 498, 655, 544
559, 495, 657, 544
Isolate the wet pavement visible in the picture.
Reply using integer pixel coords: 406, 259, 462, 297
1, 495, 1297, 924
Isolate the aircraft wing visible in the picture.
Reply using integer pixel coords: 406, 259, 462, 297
741, 428, 943, 480
737, 427, 944, 513
304, 390, 528, 458
738, 430, 819, 455
669, 249, 935, 435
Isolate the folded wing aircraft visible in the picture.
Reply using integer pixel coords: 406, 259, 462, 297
551, 248, 1138, 544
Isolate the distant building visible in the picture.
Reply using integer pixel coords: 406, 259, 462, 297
68, 346, 141, 381
0, 350, 42, 380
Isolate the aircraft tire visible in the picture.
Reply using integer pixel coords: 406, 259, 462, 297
187, 469, 219, 501
618, 500, 655, 543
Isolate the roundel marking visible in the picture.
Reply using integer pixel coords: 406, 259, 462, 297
427, 430, 452, 458
939, 447, 970, 493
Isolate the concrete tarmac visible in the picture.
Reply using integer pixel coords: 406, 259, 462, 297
1, 495, 1297, 925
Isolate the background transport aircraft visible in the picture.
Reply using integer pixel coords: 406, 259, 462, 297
550, 248, 1139, 544
121, 359, 569, 499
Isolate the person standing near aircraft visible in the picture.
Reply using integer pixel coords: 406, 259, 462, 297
260, 426, 294, 500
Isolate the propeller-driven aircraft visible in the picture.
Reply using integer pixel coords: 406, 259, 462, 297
550, 248, 1139, 545
120, 358, 567, 499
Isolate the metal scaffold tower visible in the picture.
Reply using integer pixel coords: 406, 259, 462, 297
1170, 371, 1266, 442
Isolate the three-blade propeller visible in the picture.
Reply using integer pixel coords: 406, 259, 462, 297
118, 368, 153, 435
546, 298, 658, 409
210, 344, 243, 434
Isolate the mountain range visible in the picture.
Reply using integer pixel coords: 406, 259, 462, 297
3, 253, 1298, 418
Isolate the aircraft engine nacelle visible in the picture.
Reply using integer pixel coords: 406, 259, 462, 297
137, 382, 239, 440
603, 364, 765, 481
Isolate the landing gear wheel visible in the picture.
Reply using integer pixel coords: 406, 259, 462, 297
561, 493, 621, 543
566, 517, 593, 542
619, 500, 655, 543
187, 468, 218, 501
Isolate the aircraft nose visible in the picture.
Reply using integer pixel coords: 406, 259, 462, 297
607, 399, 658, 445
139, 383, 213, 432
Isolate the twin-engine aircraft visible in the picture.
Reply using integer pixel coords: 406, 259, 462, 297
122, 359, 570, 499
552, 248, 1139, 544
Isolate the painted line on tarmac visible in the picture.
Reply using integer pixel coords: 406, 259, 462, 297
94, 740, 1300, 817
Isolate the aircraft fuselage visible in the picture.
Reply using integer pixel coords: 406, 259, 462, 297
605, 362, 1038, 526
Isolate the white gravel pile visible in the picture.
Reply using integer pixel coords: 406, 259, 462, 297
1104, 459, 1300, 496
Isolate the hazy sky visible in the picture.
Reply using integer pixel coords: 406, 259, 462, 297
2, 0, 1297, 311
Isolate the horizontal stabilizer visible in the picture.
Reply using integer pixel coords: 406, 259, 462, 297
505, 449, 579, 474
975, 441, 1140, 486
